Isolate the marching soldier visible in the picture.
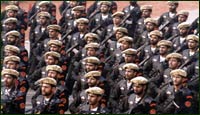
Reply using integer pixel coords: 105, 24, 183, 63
109, 63, 139, 113
119, 76, 157, 114
1, 69, 26, 114
172, 22, 190, 53
84, 32, 100, 44
156, 69, 197, 114
32, 77, 65, 114
143, 40, 172, 88
78, 87, 110, 114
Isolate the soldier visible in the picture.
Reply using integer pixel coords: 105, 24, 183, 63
3, 44, 20, 58
182, 34, 198, 61
135, 5, 152, 37
89, 1, 113, 39
158, 1, 179, 35
136, 17, 158, 48
84, 33, 100, 44
69, 71, 110, 114
166, 10, 189, 38
139, 30, 162, 60
78, 87, 110, 114
1, 69, 26, 114
28, 51, 61, 89
60, 1, 79, 20
3, 56, 29, 94
143, 40, 172, 88
172, 22, 190, 53
31, 65, 69, 113
161, 53, 183, 86
32, 77, 65, 114
156, 69, 197, 114
109, 63, 139, 113
118, 76, 157, 114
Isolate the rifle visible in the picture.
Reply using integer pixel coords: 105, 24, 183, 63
159, 16, 177, 31
61, 28, 75, 42
166, 34, 179, 41
88, 9, 100, 19
66, 43, 79, 54
139, 56, 150, 67
29, 10, 40, 24
179, 52, 197, 69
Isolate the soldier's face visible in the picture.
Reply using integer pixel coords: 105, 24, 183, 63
5, 61, 18, 69
49, 44, 60, 52
86, 48, 97, 56
85, 63, 96, 72
100, 5, 109, 13
4, 50, 17, 56
188, 40, 198, 49
6, 35, 17, 45
150, 35, 159, 45
179, 28, 188, 36
73, 11, 81, 18
45, 56, 56, 65
39, 5, 48, 12
142, 10, 151, 18
87, 77, 99, 87
178, 15, 187, 23
69, 1, 77, 7
168, 58, 180, 69
5, 23, 16, 31
113, 17, 122, 25
6, 10, 17, 18
48, 29, 58, 38
125, 69, 135, 80
39, 16, 48, 25
41, 83, 54, 96
172, 75, 183, 86
133, 85, 145, 95
145, 22, 155, 32
88, 93, 100, 105
3, 75, 15, 87
124, 55, 134, 63
159, 46, 168, 55
77, 24, 87, 32
168, 4, 177, 12
120, 42, 131, 51
115, 31, 124, 40
86, 37, 97, 44
47, 70, 58, 79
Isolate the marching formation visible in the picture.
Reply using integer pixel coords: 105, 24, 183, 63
1, 1, 199, 114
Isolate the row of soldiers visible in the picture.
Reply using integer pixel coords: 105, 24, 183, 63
1, 1, 199, 114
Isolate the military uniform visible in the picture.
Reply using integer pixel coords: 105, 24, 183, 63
1, 69, 26, 114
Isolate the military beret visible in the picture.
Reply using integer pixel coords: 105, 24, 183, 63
166, 53, 183, 61
112, 11, 125, 18
44, 51, 61, 59
47, 40, 62, 47
4, 45, 20, 54
140, 5, 153, 10
37, 11, 51, 18
46, 65, 62, 73
37, 77, 57, 86
4, 55, 20, 64
85, 86, 104, 95
144, 18, 157, 25
75, 18, 89, 24
84, 71, 101, 79
99, 1, 112, 6
47, 24, 61, 31
118, 36, 133, 43
5, 5, 19, 11
177, 10, 189, 17
186, 34, 199, 42
5, 30, 20, 37
123, 63, 139, 70
170, 69, 187, 78
131, 76, 148, 85
84, 33, 99, 41
38, 1, 50, 7
149, 30, 163, 38
167, 1, 179, 5
122, 48, 137, 55
85, 43, 100, 49
72, 5, 85, 11
83, 56, 100, 64
1, 69, 19, 78
177, 22, 190, 29
114, 27, 128, 34
157, 40, 172, 47
4, 17, 17, 24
